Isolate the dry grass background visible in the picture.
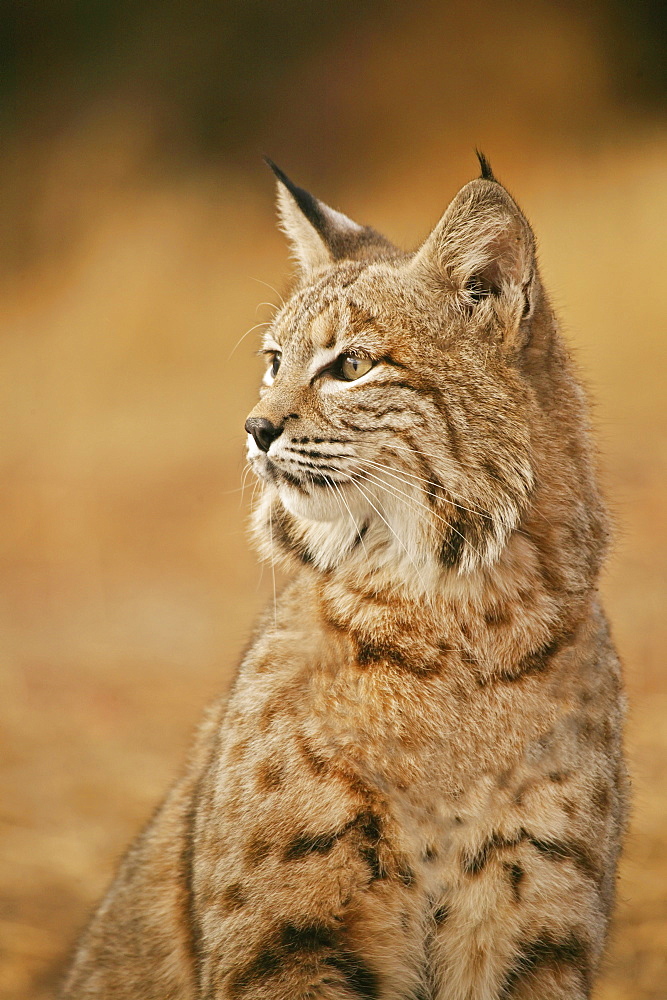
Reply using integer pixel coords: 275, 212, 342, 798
1, 2, 666, 997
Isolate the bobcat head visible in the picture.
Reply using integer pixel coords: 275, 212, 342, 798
245, 156, 603, 597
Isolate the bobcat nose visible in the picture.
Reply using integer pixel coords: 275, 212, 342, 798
245, 417, 283, 453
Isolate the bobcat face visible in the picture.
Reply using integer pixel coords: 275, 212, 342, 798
246, 166, 538, 585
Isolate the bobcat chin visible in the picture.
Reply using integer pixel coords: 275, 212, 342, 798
62, 155, 628, 1000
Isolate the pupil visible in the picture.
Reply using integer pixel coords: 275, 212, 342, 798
271, 355, 281, 376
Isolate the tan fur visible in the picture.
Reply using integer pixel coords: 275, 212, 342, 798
62, 160, 628, 1000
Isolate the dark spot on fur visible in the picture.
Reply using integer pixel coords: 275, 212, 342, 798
499, 931, 592, 997
484, 604, 511, 627
244, 834, 272, 867
528, 836, 600, 885
272, 505, 314, 564
228, 944, 280, 997
351, 521, 369, 550
356, 640, 437, 676
578, 714, 613, 751
536, 553, 564, 594
439, 520, 467, 569
355, 811, 386, 881
478, 631, 571, 687
463, 831, 525, 875
357, 811, 382, 840
481, 458, 511, 491
276, 469, 310, 494
228, 738, 249, 763
277, 922, 380, 998
359, 843, 384, 880
222, 882, 246, 911
258, 700, 282, 733
512, 636, 562, 677
433, 902, 450, 924
280, 921, 335, 954
357, 641, 408, 669
548, 771, 568, 783
229, 917, 379, 997
562, 798, 577, 819
505, 862, 525, 903
592, 782, 611, 815
422, 845, 438, 862
256, 760, 284, 792
463, 827, 600, 885
295, 735, 329, 776
326, 951, 380, 999
284, 831, 339, 860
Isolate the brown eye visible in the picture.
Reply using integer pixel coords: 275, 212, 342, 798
338, 355, 373, 381
269, 353, 281, 378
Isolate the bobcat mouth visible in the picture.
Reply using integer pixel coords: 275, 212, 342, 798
280, 468, 337, 491
261, 456, 340, 493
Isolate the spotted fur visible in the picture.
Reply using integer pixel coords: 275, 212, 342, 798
62, 156, 628, 1000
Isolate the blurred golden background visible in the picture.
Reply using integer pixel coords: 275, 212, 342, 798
1, 2, 666, 997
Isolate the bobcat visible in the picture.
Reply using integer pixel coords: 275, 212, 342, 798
62, 155, 628, 999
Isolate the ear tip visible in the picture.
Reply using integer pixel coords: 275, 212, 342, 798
475, 149, 497, 182
263, 156, 288, 185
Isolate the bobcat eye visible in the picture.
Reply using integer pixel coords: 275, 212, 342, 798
268, 353, 281, 378
337, 355, 373, 381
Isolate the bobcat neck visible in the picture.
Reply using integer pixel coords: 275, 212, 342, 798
311, 520, 585, 688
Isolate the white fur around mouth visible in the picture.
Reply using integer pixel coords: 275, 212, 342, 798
277, 478, 351, 523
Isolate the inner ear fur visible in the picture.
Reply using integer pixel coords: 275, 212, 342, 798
411, 179, 537, 334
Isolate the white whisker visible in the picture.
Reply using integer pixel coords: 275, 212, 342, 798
250, 276, 286, 309
349, 478, 431, 599
331, 477, 370, 564
268, 502, 277, 628
359, 457, 494, 521
239, 462, 255, 507
351, 464, 485, 563
228, 321, 271, 360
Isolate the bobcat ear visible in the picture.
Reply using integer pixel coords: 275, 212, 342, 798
265, 158, 393, 274
411, 167, 537, 335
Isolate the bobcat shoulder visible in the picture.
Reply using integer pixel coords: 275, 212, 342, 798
62, 155, 628, 1000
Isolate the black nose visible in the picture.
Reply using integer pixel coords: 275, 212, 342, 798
245, 416, 283, 453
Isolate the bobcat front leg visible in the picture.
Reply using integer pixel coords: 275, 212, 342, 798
429, 808, 617, 999
190, 728, 429, 1000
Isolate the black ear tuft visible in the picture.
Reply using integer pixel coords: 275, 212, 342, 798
475, 150, 496, 182
263, 157, 330, 238
264, 155, 395, 272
